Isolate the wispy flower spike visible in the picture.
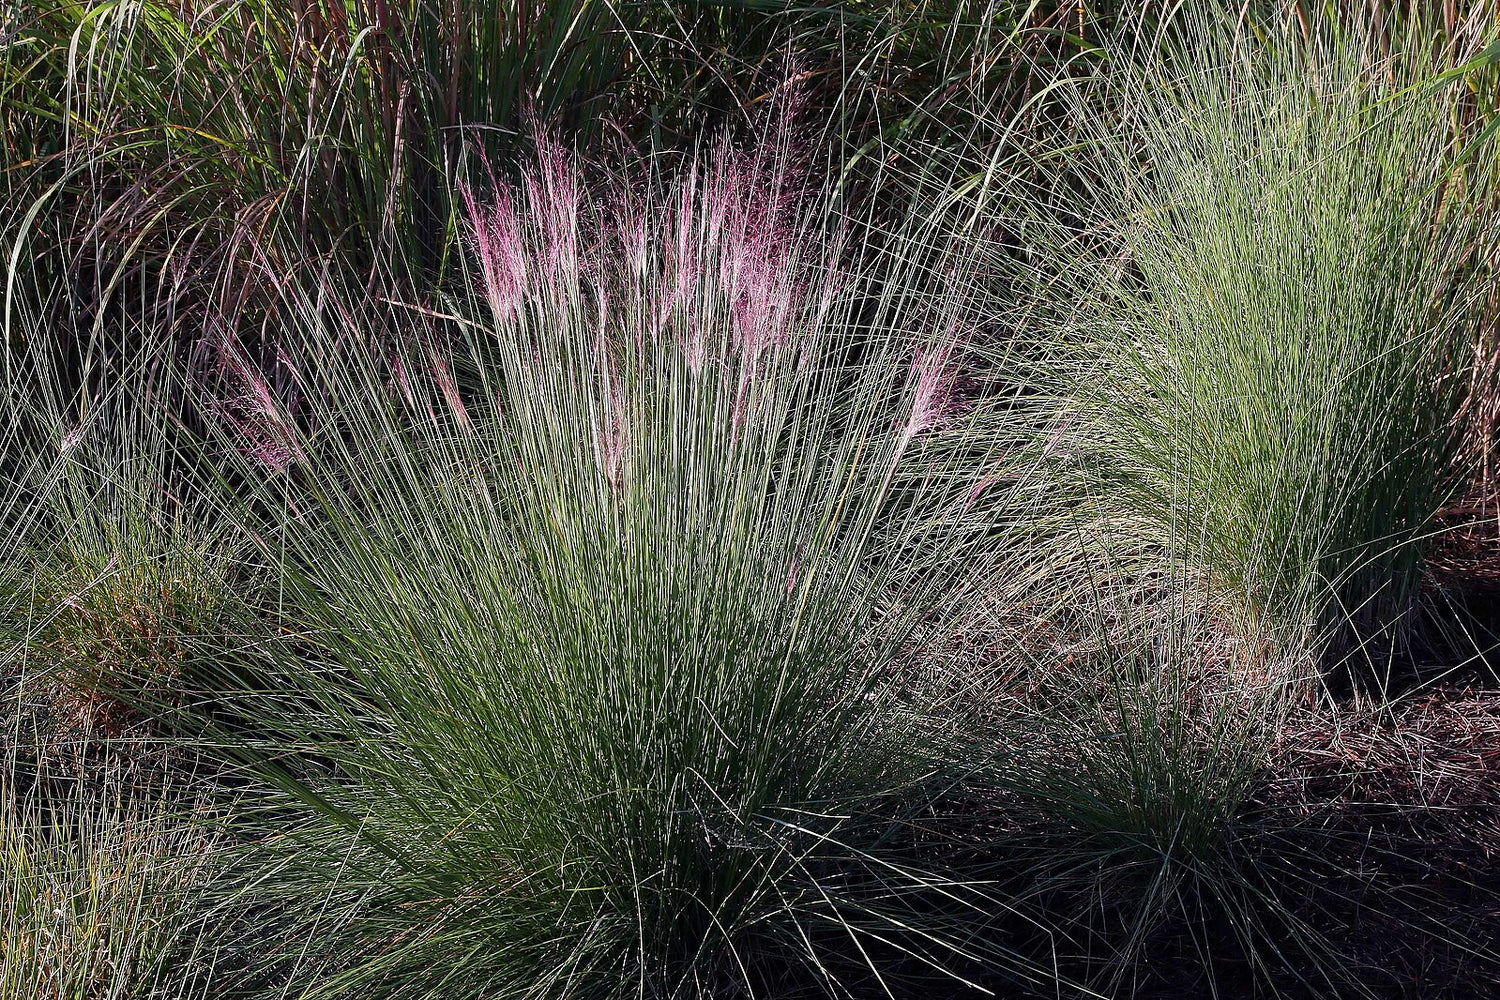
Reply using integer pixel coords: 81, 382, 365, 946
899, 339, 962, 453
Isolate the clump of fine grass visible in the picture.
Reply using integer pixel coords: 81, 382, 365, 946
1, 310, 252, 773
13, 510, 243, 745
969, 578, 1318, 996
190, 123, 1039, 999
0, 770, 230, 1000
928, 13, 1500, 991
1020, 9, 1496, 673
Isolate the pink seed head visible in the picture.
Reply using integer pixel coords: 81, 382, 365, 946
391, 354, 415, 405
598, 361, 628, 486
900, 341, 961, 450
468, 186, 529, 322
214, 334, 306, 471
526, 137, 581, 288
60, 423, 85, 454
429, 349, 472, 431
965, 470, 1004, 510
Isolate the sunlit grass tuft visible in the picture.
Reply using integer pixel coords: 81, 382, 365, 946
1020, 9, 1497, 672
0, 774, 229, 1000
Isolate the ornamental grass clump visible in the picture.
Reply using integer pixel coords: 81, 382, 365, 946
1031, 11, 1495, 670
212, 129, 1022, 999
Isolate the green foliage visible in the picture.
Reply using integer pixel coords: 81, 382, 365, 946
1, 299, 252, 746
0, 777, 228, 1000
1024, 10, 1496, 663
3, 4, 1500, 997
0, 0, 835, 297
980, 588, 1315, 993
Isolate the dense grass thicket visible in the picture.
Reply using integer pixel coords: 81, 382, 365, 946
5, 2, 1500, 998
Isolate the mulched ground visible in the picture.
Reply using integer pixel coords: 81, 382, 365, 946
1428, 491, 1500, 593
1252, 693, 1500, 999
